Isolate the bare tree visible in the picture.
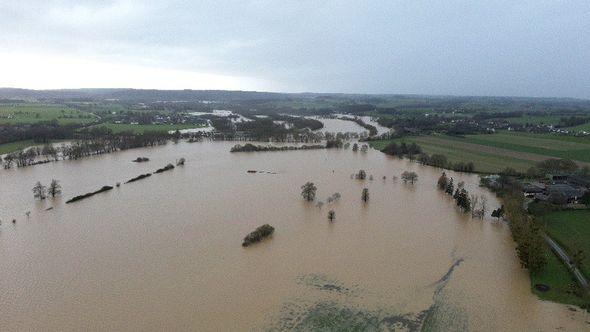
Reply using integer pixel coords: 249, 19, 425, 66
47, 179, 62, 197
32, 181, 47, 200
480, 195, 487, 217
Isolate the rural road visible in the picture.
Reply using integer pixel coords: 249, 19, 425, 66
544, 235, 589, 293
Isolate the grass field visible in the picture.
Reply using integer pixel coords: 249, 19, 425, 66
567, 122, 590, 133
540, 210, 590, 278
0, 140, 37, 155
89, 123, 203, 134
0, 104, 97, 125
504, 115, 562, 125
370, 131, 590, 173
0, 139, 70, 155
531, 250, 589, 307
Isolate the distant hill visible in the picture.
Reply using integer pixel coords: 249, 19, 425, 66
0, 88, 297, 102
0, 88, 588, 107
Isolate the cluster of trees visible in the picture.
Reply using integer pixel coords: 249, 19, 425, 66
230, 143, 328, 153
0, 122, 78, 146
416, 153, 475, 172
380, 142, 475, 173
32, 179, 62, 200
523, 158, 590, 180
351, 143, 369, 152
2, 134, 168, 169
315, 192, 341, 209
557, 116, 590, 128
381, 141, 422, 158
480, 175, 548, 273
505, 193, 548, 273
437, 172, 471, 212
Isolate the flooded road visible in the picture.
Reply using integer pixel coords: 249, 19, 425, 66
0, 141, 587, 331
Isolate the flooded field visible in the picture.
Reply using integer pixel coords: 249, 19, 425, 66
0, 141, 588, 331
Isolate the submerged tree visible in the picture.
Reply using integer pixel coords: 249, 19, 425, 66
328, 210, 336, 222
176, 157, 186, 166
47, 179, 62, 197
32, 181, 47, 200
455, 188, 471, 212
445, 178, 454, 195
401, 171, 418, 184
355, 170, 367, 180
437, 172, 448, 190
491, 205, 505, 220
352, 143, 359, 152
361, 188, 369, 202
301, 182, 317, 201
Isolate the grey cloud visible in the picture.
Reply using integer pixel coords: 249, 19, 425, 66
0, 0, 589, 97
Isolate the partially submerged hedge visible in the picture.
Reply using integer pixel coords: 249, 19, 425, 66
66, 186, 114, 204
242, 224, 275, 247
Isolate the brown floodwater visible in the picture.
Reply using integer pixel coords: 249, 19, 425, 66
0, 141, 588, 331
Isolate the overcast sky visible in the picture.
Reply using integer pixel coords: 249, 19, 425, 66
0, 1, 589, 98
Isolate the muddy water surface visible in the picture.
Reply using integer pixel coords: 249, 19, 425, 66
0, 141, 587, 331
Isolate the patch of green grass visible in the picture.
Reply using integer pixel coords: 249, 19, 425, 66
567, 122, 590, 133
0, 139, 69, 155
504, 115, 562, 125
0, 104, 96, 125
531, 251, 589, 307
540, 210, 590, 278
89, 123, 203, 134
0, 140, 36, 154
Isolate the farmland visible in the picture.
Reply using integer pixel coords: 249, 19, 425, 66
88, 123, 205, 134
504, 115, 562, 125
369, 131, 590, 173
0, 104, 97, 125
540, 210, 590, 278
567, 122, 590, 133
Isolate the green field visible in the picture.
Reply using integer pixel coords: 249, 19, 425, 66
567, 122, 590, 133
531, 250, 589, 307
0, 139, 70, 155
370, 131, 590, 173
504, 115, 562, 125
89, 123, 204, 134
540, 210, 590, 278
0, 140, 37, 155
0, 104, 97, 125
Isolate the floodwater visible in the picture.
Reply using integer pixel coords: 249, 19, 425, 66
306, 116, 368, 134
0, 141, 588, 331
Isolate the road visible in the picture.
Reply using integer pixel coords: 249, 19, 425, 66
544, 235, 589, 293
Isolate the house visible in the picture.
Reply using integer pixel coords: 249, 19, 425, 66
545, 184, 586, 204
522, 182, 545, 198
